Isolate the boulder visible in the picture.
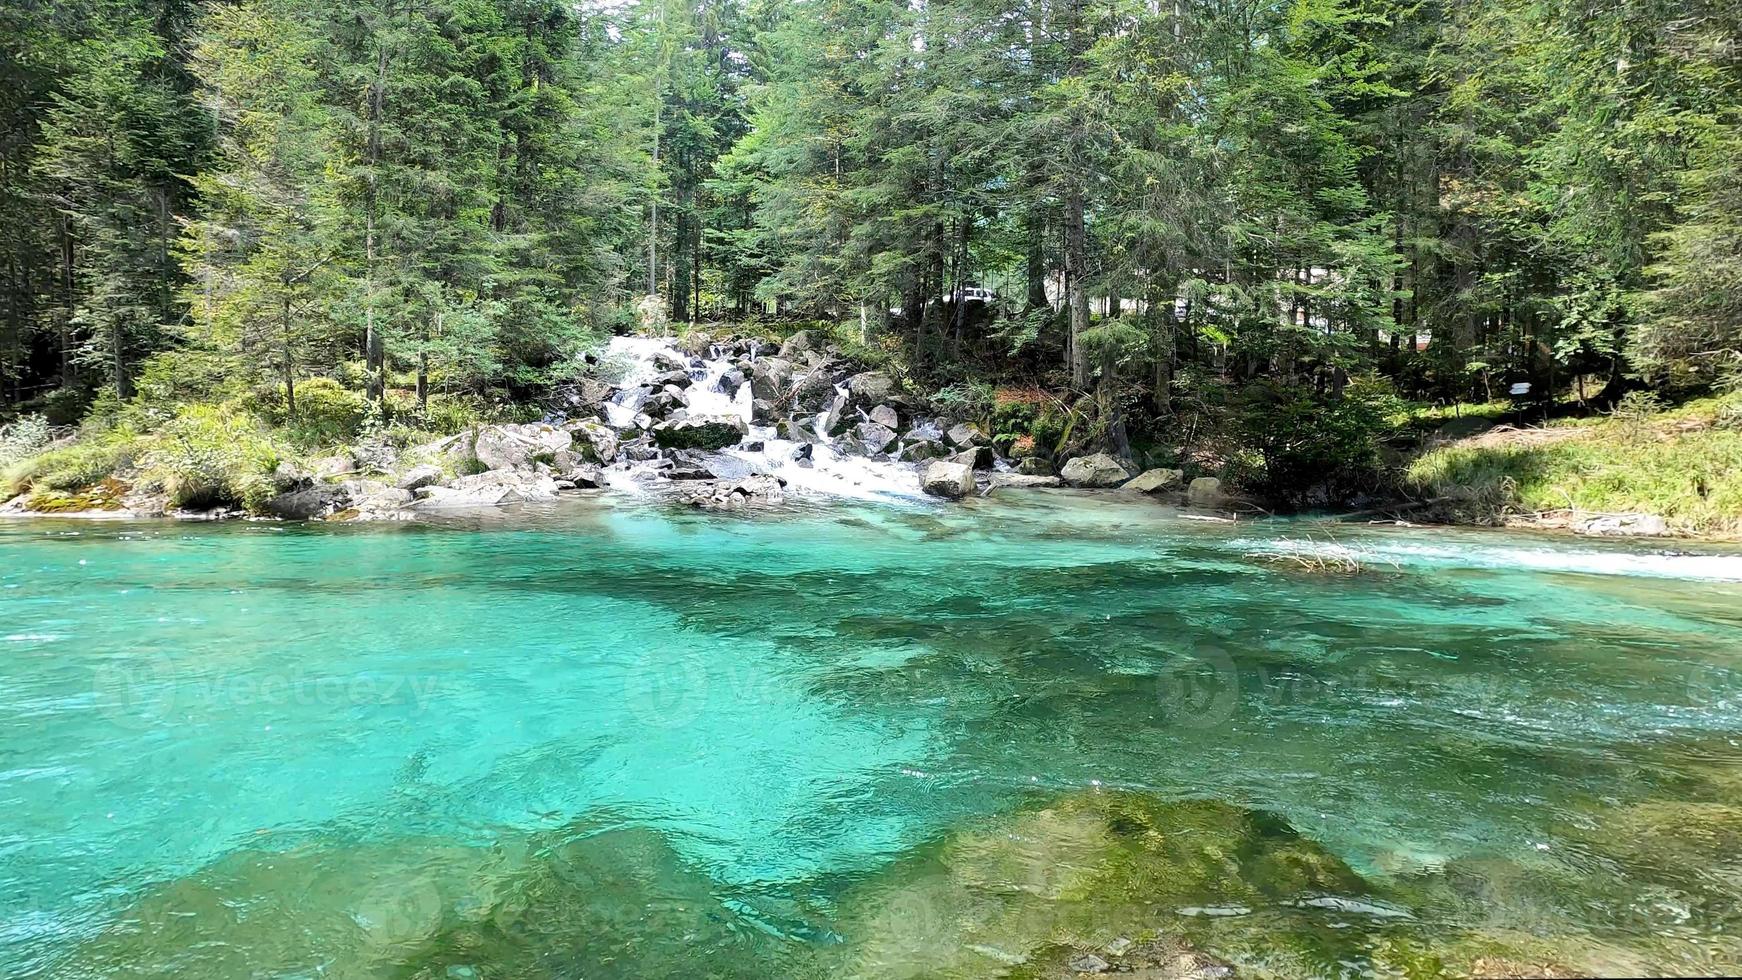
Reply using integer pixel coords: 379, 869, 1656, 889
868, 404, 900, 430
396, 464, 444, 492
778, 330, 821, 360
750, 398, 780, 425
950, 446, 994, 469
261, 484, 349, 520
652, 351, 689, 373
684, 475, 787, 511
652, 369, 693, 389
473, 426, 538, 471
845, 371, 897, 410
1186, 476, 1225, 506
1124, 467, 1184, 494
900, 438, 949, 462
717, 368, 746, 398
921, 460, 975, 499
313, 455, 357, 478
851, 421, 898, 455
566, 419, 620, 464
946, 421, 989, 448
651, 415, 748, 450
749, 357, 795, 402
1575, 513, 1670, 537
988, 473, 1062, 491
1060, 453, 1134, 487
1015, 456, 1054, 477
791, 369, 837, 412
270, 461, 314, 493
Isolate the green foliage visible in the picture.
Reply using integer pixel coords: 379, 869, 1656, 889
254, 378, 367, 448
930, 382, 996, 423
0, 416, 53, 470
143, 405, 281, 510
1231, 376, 1405, 509
1409, 394, 1742, 533
2, 426, 143, 498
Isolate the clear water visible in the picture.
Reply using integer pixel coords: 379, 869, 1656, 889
6, 493, 1742, 977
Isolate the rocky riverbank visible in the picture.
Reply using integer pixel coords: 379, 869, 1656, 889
1, 330, 1243, 523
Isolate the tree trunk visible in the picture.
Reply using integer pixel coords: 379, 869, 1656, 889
1064, 188, 1090, 388
364, 43, 388, 404
282, 296, 297, 417
1025, 208, 1048, 310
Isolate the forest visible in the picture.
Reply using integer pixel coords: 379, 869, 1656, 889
1, 0, 1740, 519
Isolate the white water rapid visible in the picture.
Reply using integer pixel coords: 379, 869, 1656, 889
595, 335, 928, 501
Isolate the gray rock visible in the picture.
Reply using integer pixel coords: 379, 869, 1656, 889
950, 446, 994, 469
652, 415, 749, 450
1575, 513, 1670, 537
1124, 467, 1185, 493
751, 398, 780, 425
900, 438, 948, 462
749, 357, 795, 402
1060, 453, 1134, 487
921, 460, 975, 499
946, 421, 988, 448
1068, 953, 1110, 974
313, 455, 356, 478
852, 421, 899, 455
988, 473, 1062, 491
271, 461, 314, 493
845, 371, 897, 409
717, 368, 746, 398
652, 351, 689, 373
684, 475, 787, 510
396, 464, 444, 492
472, 427, 532, 471
1015, 456, 1054, 476
778, 330, 821, 360
869, 404, 900, 430
566, 419, 619, 464
1186, 476, 1225, 506
791, 369, 837, 412
261, 484, 349, 520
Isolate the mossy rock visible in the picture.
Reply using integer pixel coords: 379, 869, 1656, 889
828, 791, 1374, 979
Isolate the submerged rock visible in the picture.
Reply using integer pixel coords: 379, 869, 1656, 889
921, 460, 975, 498
1060, 453, 1133, 487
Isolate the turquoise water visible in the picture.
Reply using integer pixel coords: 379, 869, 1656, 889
6, 493, 1742, 977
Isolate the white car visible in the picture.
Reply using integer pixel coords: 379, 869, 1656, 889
957, 287, 996, 304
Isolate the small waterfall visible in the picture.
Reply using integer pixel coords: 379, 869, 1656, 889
596, 335, 926, 501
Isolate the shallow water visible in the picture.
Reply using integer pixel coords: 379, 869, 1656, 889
5, 493, 1742, 977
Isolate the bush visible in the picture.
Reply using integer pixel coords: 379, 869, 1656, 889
0, 415, 52, 470
287, 378, 369, 447
2, 427, 144, 498
1231, 375, 1403, 509
143, 406, 281, 511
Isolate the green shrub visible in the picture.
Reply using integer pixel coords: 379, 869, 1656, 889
1232, 375, 1404, 509
0, 415, 52, 470
931, 381, 995, 422
2, 427, 143, 497
143, 406, 282, 510
288, 379, 369, 447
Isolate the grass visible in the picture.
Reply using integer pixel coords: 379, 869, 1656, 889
1407, 392, 1742, 535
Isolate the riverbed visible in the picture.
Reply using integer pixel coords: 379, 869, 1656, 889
5, 491, 1742, 977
